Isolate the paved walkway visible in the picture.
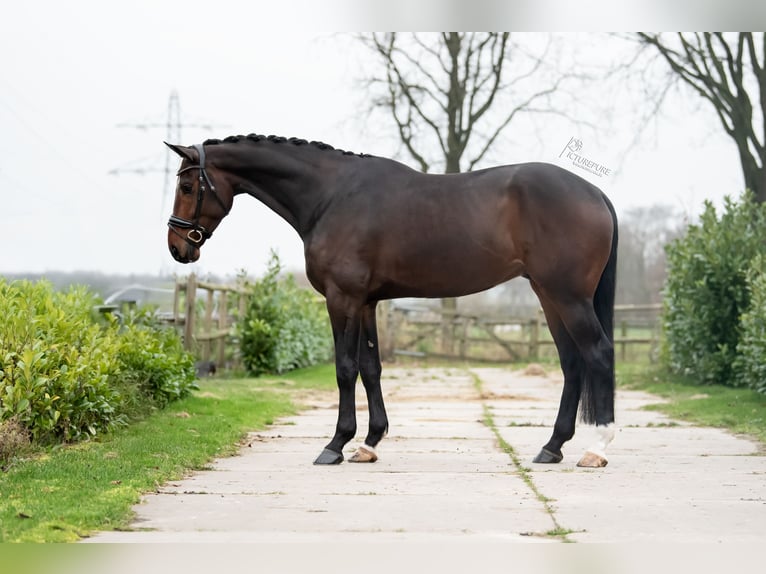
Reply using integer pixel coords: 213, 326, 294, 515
86, 367, 766, 543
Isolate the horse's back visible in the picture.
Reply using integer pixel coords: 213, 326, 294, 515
359, 159, 607, 209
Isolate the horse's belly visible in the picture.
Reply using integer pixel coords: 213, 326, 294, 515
374, 248, 525, 299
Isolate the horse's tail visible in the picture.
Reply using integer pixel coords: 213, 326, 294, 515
580, 192, 618, 424
594, 192, 618, 344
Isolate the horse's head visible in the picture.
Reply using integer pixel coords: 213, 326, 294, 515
165, 142, 233, 263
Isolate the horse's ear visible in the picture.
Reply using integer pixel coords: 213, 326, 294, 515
164, 142, 196, 162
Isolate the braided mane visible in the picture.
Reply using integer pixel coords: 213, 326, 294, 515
203, 134, 370, 158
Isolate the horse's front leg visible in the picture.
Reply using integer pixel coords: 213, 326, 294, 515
349, 302, 388, 463
313, 296, 362, 465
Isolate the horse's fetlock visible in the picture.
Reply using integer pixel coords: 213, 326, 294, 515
361, 415, 388, 448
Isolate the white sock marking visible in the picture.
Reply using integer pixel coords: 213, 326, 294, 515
586, 423, 616, 459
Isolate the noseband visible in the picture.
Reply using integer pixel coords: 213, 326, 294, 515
167, 144, 229, 246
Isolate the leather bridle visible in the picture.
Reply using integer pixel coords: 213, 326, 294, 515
167, 144, 229, 247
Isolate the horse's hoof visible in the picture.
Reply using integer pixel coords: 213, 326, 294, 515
577, 450, 608, 468
313, 448, 344, 465
533, 448, 563, 464
348, 445, 378, 463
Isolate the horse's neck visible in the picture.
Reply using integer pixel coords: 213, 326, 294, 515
227, 145, 332, 237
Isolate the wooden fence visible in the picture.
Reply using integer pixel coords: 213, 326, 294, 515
171, 273, 662, 368
172, 274, 248, 368
377, 302, 662, 363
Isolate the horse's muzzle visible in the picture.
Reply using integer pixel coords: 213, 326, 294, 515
169, 244, 185, 263
169, 242, 198, 263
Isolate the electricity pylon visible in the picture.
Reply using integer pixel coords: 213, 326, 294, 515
110, 90, 226, 216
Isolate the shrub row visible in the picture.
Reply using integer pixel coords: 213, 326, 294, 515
734, 254, 766, 395
238, 253, 332, 376
0, 280, 196, 446
662, 192, 766, 394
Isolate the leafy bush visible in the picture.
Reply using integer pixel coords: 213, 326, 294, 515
662, 193, 766, 385
115, 310, 197, 408
0, 281, 122, 442
239, 253, 332, 375
734, 255, 766, 395
0, 279, 196, 444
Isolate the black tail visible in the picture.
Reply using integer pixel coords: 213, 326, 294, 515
580, 192, 618, 424
594, 192, 618, 343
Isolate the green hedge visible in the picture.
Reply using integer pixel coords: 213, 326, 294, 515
734, 254, 766, 394
239, 253, 332, 376
114, 311, 196, 408
662, 192, 766, 393
0, 279, 196, 445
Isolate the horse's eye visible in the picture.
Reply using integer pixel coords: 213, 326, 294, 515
180, 182, 193, 194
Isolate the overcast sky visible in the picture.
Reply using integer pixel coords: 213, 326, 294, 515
1, 2, 748, 279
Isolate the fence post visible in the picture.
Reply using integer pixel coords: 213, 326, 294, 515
528, 309, 545, 360
440, 298, 456, 354
203, 288, 214, 362
528, 314, 540, 359
217, 290, 228, 367
173, 279, 182, 326
377, 301, 394, 362
621, 320, 628, 362
183, 274, 197, 352
458, 316, 471, 359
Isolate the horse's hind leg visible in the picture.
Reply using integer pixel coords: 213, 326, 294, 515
557, 299, 616, 467
532, 284, 616, 467
530, 286, 584, 464
349, 302, 389, 463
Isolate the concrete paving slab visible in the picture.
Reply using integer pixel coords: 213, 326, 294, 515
483, 367, 766, 543
124, 488, 552, 535
85, 366, 766, 544
82, 529, 554, 543
160, 470, 534, 497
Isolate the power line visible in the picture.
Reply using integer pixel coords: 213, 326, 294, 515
109, 90, 227, 217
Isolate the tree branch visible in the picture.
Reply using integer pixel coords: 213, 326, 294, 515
468, 76, 565, 170
638, 32, 766, 200
360, 33, 583, 175
639, 33, 737, 134
372, 34, 448, 160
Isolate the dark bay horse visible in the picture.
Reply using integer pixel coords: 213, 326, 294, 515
165, 134, 618, 468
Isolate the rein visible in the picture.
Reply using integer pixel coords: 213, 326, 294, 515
167, 144, 229, 246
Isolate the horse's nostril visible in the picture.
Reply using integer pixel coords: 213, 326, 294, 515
170, 245, 180, 259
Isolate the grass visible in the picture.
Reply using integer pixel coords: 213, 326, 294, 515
617, 362, 766, 446
0, 364, 335, 543
258, 363, 337, 391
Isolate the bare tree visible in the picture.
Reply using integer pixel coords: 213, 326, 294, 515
637, 33, 766, 203
361, 32, 578, 352
363, 33, 575, 174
